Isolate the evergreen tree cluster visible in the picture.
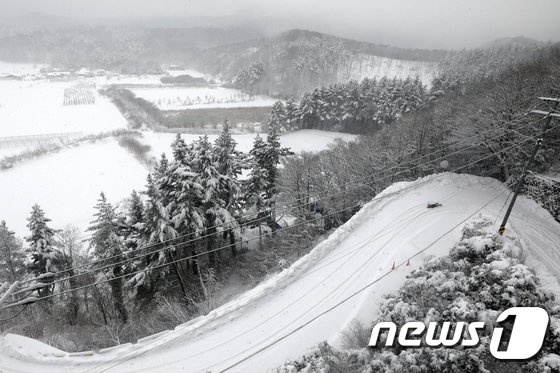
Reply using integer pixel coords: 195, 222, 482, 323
0, 120, 293, 328
267, 77, 427, 134
113, 120, 292, 304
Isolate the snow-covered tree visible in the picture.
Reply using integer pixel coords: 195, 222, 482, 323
214, 120, 244, 256
0, 221, 25, 283
264, 119, 293, 233
246, 135, 270, 248
55, 225, 86, 325
87, 192, 128, 323
25, 204, 59, 297
192, 135, 228, 267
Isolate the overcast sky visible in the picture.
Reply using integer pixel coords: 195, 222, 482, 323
1, 0, 559, 49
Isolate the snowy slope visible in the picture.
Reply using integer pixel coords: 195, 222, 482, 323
1, 173, 559, 373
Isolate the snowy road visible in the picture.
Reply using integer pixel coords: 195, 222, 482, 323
1, 173, 559, 373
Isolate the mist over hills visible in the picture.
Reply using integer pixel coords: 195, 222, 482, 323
0, 15, 549, 97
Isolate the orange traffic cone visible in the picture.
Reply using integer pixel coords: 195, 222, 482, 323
391, 262, 395, 270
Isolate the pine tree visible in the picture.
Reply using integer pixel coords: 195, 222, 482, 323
284, 97, 300, 131
168, 140, 205, 282
192, 136, 226, 267
247, 135, 269, 249
87, 192, 128, 323
171, 133, 188, 163
0, 221, 25, 283
267, 101, 287, 132
54, 225, 85, 325
122, 190, 144, 253
214, 120, 244, 256
25, 204, 59, 296
137, 173, 189, 301
264, 120, 293, 234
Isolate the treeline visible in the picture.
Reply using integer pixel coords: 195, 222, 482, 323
278, 45, 560, 224
267, 77, 427, 134
102, 87, 165, 130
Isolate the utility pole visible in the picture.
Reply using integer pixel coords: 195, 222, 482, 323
498, 97, 560, 235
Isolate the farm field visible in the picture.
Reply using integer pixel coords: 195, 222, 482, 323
0, 79, 128, 137
0, 64, 357, 238
0, 139, 148, 238
131, 86, 277, 110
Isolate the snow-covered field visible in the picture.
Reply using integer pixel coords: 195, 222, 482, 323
0, 80, 128, 137
143, 129, 357, 158
2, 173, 559, 372
131, 86, 277, 110
0, 130, 355, 238
0, 139, 148, 238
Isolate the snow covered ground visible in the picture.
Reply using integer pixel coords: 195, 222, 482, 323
0, 130, 355, 238
143, 129, 357, 158
0, 139, 148, 238
0, 80, 128, 137
2, 173, 559, 373
130, 86, 277, 110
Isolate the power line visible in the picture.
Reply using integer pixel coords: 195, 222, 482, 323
5, 135, 542, 309
498, 98, 560, 235
0, 304, 28, 322
213, 188, 509, 373
121, 188, 470, 369
94, 181, 509, 373
25, 110, 543, 285
17, 118, 545, 289
82, 183, 474, 373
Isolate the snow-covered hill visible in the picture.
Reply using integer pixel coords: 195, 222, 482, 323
339, 54, 438, 86
1, 173, 559, 373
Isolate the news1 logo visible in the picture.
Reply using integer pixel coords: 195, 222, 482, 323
369, 307, 549, 360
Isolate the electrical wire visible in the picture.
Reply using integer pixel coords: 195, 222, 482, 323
6, 134, 543, 309
17, 119, 547, 289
